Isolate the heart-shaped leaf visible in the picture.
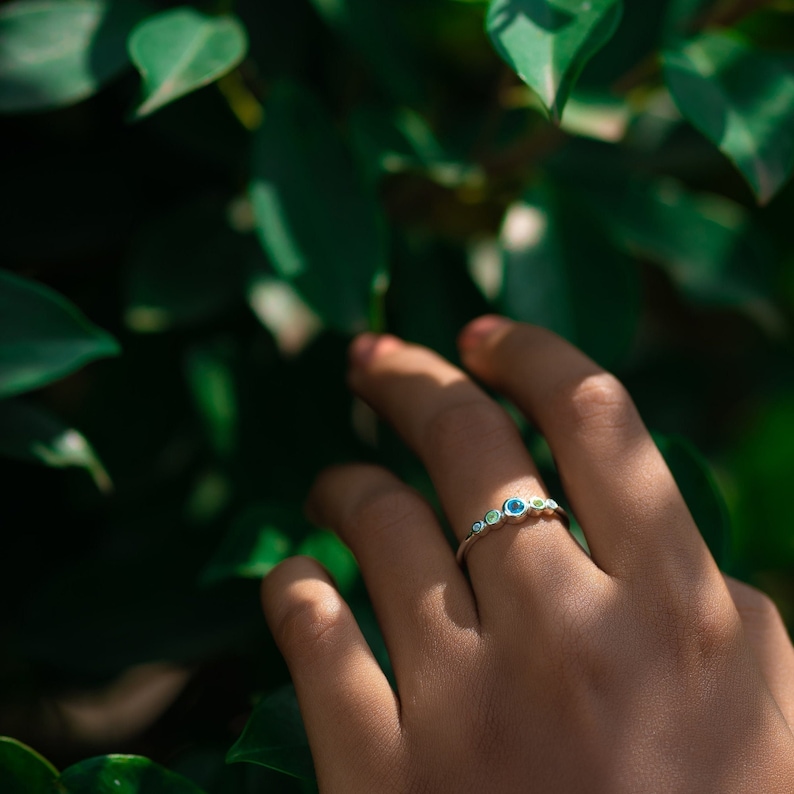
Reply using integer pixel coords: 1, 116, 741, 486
0, 0, 146, 113
227, 686, 315, 782
0, 400, 112, 492
0, 736, 58, 794
663, 31, 794, 204
249, 82, 386, 332
129, 7, 248, 118
0, 270, 120, 398
486, 0, 623, 121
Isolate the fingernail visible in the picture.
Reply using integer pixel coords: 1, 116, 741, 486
458, 315, 511, 352
349, 333, 402, 368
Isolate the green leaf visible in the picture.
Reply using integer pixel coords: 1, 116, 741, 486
0, 0, 146, 113
496, 183, 639, 367
249, 82, 386, 332
0, 270, 120, 398
581, 179, 782, 332
655, 434, 731, 570
729, 395, 794, 572
200, 505, 294, 586
124, 197, 250, 333
129, 7, 248, 118
348, 106, 480, 187
0, 400, 112, 492
61, 755, 207, 793
663, 31, 794, 204
227, 686, 315, 782
0, 736, 58, 794
297, 531, 358, 594
185, 343, 239, 461
486, 0, 623, 121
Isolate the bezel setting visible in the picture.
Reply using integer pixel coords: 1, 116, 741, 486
503, 497, 528, 523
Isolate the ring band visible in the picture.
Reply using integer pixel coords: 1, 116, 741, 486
456, 496, 569, 566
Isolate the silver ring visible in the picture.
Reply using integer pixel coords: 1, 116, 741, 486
455, 496, 570, 566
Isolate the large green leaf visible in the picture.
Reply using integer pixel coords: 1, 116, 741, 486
61, 755, 207, 793
663, 31, 794, 204
0, 737, 58, 794
0, 270, 120, 398
227, 686, 315, 782
486, 0, 622, 121
655, 433, 731, 570
249, 82, 386, 332
0, 400, 112, 491
0, 0, 146, 113
581, 179, 781, 330
129, 7, 248, 118
496, 183, 639, 367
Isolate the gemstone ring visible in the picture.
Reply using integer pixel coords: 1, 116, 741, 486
456, 496, 570, 566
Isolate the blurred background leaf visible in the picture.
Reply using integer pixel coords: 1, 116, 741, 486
129, 8, 248, 119
663, 30, 794, 204
0, 0, 147, 113
0, 271, 119, 398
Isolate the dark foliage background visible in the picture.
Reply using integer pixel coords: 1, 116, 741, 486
1, 0, 794, 790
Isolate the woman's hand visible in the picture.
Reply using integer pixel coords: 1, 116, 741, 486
261, 316, 794, 793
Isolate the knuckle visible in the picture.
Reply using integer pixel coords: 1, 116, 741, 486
652, 583, 741, 660
734, 586, 782, 628
425, 399, 518, 458
347, 484, 431, 538
553, 372, 636, 436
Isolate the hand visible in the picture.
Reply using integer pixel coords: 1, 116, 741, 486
261, 317, 794, 793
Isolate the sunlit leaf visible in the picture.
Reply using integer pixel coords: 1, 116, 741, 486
0, 270, 120, 398
129, 7, 248, 118
227, 686, 315, 782
0, 0, 146, 113
486, 0, 622, 121
496, 183, 639, 367
297, 531, 358, 594
663, 31, 794, 203
200, 505, 294, 586
61, 755, 207, 793
0, 736, 58, 794
249, 82, 386, 332
0, 400, 112, 492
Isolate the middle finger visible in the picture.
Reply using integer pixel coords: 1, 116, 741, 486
348, 334, 598, 622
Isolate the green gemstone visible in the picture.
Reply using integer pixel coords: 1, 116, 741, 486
530, 497, 546, 510
485, 509, 502, 525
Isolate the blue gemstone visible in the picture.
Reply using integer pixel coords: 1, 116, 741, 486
506, 499, 525, 514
